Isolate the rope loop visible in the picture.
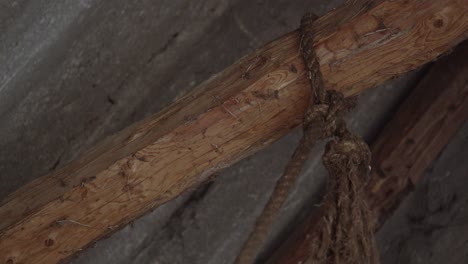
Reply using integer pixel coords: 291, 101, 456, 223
235, 12, 379, 264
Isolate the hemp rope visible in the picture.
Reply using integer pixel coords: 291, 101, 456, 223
235, 13, 379, 264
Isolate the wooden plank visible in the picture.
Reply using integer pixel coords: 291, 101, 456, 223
267, 40, 468, 264
1, 0, 467, 263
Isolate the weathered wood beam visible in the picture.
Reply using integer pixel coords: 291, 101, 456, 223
1, 0, 467, 263
267, 40, 468, 264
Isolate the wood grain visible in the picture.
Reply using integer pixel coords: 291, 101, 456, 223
369, 40, 468, 226
267, 40, 468, 264
1, 0, 467, 263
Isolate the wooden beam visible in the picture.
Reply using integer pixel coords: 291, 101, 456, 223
266, 40, 468, 264
1, 0, 467, 262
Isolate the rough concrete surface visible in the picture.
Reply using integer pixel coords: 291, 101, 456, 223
0, 0, 466, 263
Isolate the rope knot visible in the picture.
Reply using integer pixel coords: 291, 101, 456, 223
323, 132, 371, 177
235, 12, 379, 264
304, 90, 355, 141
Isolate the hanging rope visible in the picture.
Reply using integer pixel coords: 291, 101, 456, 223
235, 13, 379, 264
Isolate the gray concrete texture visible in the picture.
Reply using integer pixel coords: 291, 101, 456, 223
0, 0, 466, 263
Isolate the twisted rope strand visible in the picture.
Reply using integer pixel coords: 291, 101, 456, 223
235, 12, 379, 264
